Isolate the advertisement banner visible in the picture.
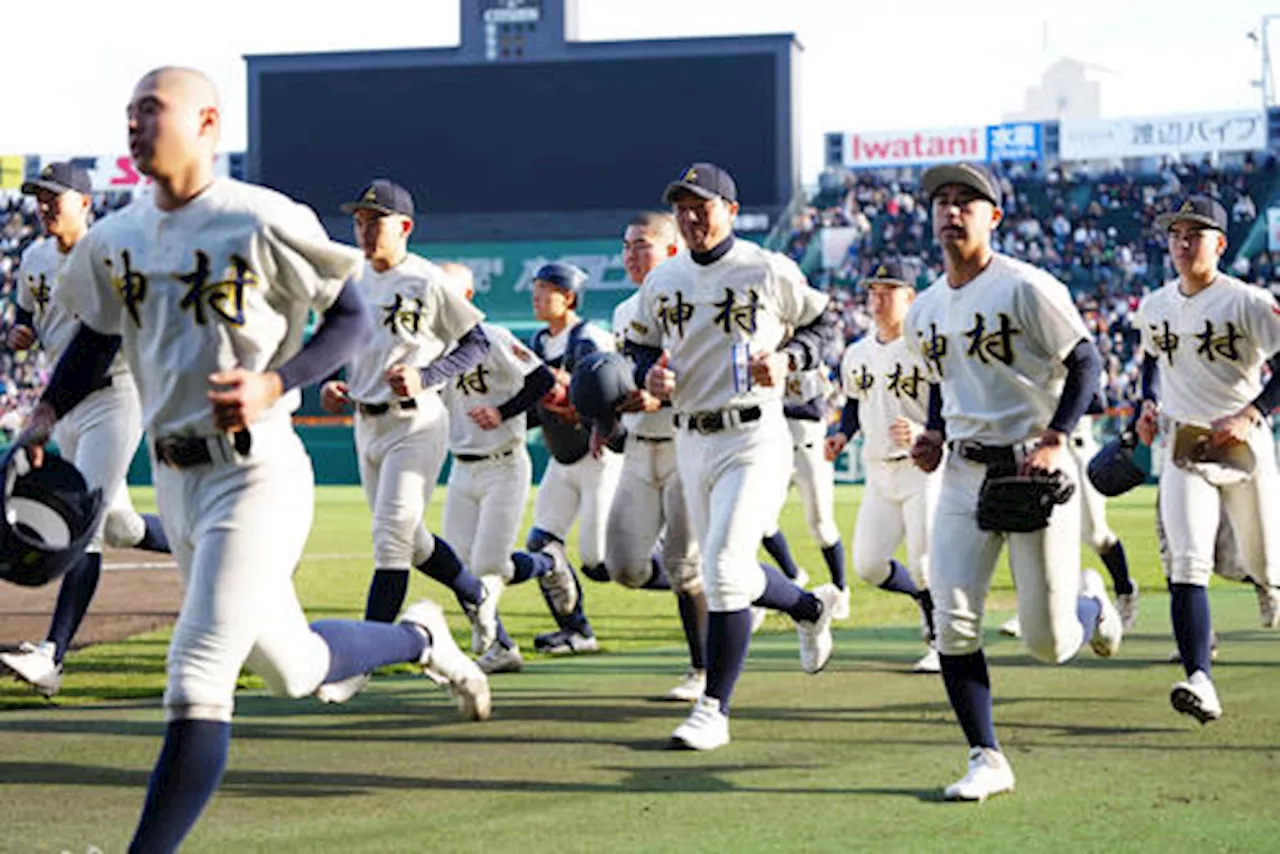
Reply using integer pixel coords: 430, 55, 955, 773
0, 156, 25, 190
839, 126, 987, 169
32, 153, 232, 191
987, 122, 1042, 162
1059, 110, 1267, 160
1266, 208, 1280, 253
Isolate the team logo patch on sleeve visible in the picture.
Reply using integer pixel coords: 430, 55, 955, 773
511, 344, 532, 362
630, 320, 650, 335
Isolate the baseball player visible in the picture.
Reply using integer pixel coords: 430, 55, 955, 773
906, 163, 1123, 801
825, 260, 939, 673
0, 162, 170, 698
626, 162, 843, 751
18, 67, 489, 851
517, 261, 621, 654
599, 211, 706, 701
438, 261, 556, 674
1133, 195, 1280, 724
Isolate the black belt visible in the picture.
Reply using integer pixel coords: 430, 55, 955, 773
155, 430, 252, 469
884, 454, 909, 463
635, 435, 674, 444
455, 448, 516, 464
947, 440, 1017, 468
358, 399, 418, 416
90, 375, 114, 393
674, 406, 763, 435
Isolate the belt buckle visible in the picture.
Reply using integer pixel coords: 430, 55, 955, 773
690, 412, 720, 434
954, 440, 984, 463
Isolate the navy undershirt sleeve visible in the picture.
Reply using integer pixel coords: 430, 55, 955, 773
277, 280, 368, 392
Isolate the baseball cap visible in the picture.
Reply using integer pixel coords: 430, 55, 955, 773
662, 162, 738, 205
1155, 196, 1228, 232
21, 162, 92, 196
341, 179, 415, 217
863, 259, 912, 288
920, 163, 1002, 207
533, 261, 587, 293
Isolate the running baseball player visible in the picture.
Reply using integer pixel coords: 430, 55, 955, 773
18, 67, 489, 852
517, 261, 620, 654
906, 163, 1123, 801
626, 162, 843, 751
438, 261, 556, 674
1133, 195, 1280, 724
0, 162, 170, 698
825, 260, 938, 673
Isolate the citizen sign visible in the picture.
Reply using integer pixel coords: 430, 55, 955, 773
842, 126, 987, 169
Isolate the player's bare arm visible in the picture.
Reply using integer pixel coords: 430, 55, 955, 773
644, 351, 674, 400
320, 380, 351, 414
910, 429, 944, 473
208, 368, 285, 431
7, 324, 35, 350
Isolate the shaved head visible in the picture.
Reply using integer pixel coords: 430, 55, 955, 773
138, 66, 221, 111
128, 66, 221, 204
439, 261, 476, 300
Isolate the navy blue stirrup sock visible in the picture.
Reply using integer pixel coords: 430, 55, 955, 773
129, 719, 231, 854
753, 563, 821, 622
939, 651, 998, 750
510, 551, 554, 584
418, 536, 484, 607
494, 616, 515, 650
677, 591, 708, 670
1100, 540, 1134, 596
47, 551, 101, 663
1170, 583, 1213, 678
704, 609, 753, 714
879, 559, 920, 596
135, 514, 170, 553
312, 619, 427, 683
822, 541, 847, 589
364, 568, 409, 622
761, 531, 803, 580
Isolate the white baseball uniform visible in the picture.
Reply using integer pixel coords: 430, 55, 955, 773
441, 322, 541, 582
906, 253, 1089, 663
58, 177, 364, 721
530, 320, 621, 569
346, 254, 484, 570
1136, 273, 1280, 588
627, 240, 828, 611
782, 366, 840, 549
17, 237, 149, 552
838, 332, 939, 589
607, 292, 700, 594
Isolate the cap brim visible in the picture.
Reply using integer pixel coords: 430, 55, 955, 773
20, 179, 75, 196
662, 181, 719, 205
340, 201, 406, 215
1155, 211, 1223, 231
866, 277, 912, 287
920, 165, 1000, 206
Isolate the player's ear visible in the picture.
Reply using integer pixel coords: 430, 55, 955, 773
666, 242, 679, 258
989, 204, 1004, 230
400, 216, 414, 239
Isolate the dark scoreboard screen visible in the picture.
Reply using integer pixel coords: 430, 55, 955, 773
256, 53, 780, 216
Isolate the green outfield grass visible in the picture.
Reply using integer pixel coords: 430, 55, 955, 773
2, 484, 1278, 853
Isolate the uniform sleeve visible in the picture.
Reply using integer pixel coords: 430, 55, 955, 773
428, 269, 486, 344
56, 228, 121, 335
838, 346, 859, 398
1241, 285, 1280, 357
625, 279, 663, 348
901, 301, 941, 384
14, 249, 34, 314
488, 324, 543, 379
1134, 296, 1156, 357
261, 202, 363, 313
1016, 273, 1089, 361
586, 323, 617, 354
772, 252, 829, 328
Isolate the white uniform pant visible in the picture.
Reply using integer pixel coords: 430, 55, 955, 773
852, 457, 939, 589
533, 449, 622, 568
786, 418, 840, 547
52, 382, 147, 552
931, 450, 1085, 662
1159, 420, 1279, 588
1067, 421, 1118, 554
678, 406, 791, 612
355, 394, 448, 569
442, 445, 532, 581
156, 421, 329, 723
605, 435, 701, 594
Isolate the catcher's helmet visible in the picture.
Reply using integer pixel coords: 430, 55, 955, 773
0, 444, 104, 587
1087, 432, 1148, 497
534, 261, 587, 307
570, 352, 636, 428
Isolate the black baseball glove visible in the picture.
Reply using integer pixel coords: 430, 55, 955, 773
976, 470, 1075, 533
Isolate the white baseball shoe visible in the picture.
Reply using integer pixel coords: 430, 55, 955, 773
831, 586, 851, 621
1116, 582, 1140, 632
796, 584, 841, 674
911, 647, 941, 674
670, 695, 730, 751
1082, 569, 1123, 658
477, 643, 525, 675
944, 747, 1016, 802
401, 600, 492, 721
1171, 670, 1223, 724
998, 616, 1021, 638
537, 541, 579, 617
1256, 583, 1280, 629
466, 577, 503, 654
663, 668, 706, 702
533, 628, 599, 655
1168, 632, 1219, 664
315, 673, 370, 705
0, 641, 62, 698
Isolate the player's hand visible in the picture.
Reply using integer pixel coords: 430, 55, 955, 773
588, 422, 620, 459
615, 388, 662, 414
15, 401, 57, 468
208, 369, 283, 432
468, 405, 502, 430
1021, 429, 1066, 476
319, 380, 350, 415
385, 364, 424, 399
824, 432, 848, 462
7, 325, 35, 351
1136, 400, 1160, 446
888, 416, 918, 449
645, 351, 675, 401
1210, 405, 1261, 447
910, 429, 944, 473
748, 351, 789, 388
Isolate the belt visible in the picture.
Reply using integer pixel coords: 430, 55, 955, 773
884, 454, 909, 463
635, 435, 674, 444
90, 375, 114, 393
674, 406, 763, 435
358, 399, 419, 416
455, 448, 516, 464
947, 440, 1017, 468
154, 430, 252, 469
